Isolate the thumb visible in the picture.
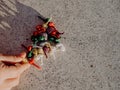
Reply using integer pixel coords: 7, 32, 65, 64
19, 52, 26, 58
0, 52, 26, 63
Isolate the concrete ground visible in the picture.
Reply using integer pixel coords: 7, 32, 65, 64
0, 0, 120, 90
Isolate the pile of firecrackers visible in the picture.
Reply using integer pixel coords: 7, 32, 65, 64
22, 17, 65, 70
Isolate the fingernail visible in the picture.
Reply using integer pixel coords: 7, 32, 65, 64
19, 53, 24, 57
19, 52, 26, 58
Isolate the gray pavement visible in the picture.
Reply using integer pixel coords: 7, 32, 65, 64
0, 0, 120, 90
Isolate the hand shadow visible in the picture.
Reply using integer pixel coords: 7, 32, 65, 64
0, 0, 45, 55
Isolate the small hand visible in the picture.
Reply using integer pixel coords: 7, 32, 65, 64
0, 52, 30, 90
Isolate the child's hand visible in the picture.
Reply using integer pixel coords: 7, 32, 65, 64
0, 52, 30, 90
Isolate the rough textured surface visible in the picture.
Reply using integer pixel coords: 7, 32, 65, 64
0, 0, 120, 90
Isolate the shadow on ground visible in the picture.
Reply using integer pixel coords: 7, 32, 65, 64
0, 0, 43, 55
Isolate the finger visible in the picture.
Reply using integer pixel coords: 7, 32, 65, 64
0, 53, 24, 63
6, 75, 20, 87
4, 63, 30, 79
0, 61, 5, 68
1, 76, 20, 89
